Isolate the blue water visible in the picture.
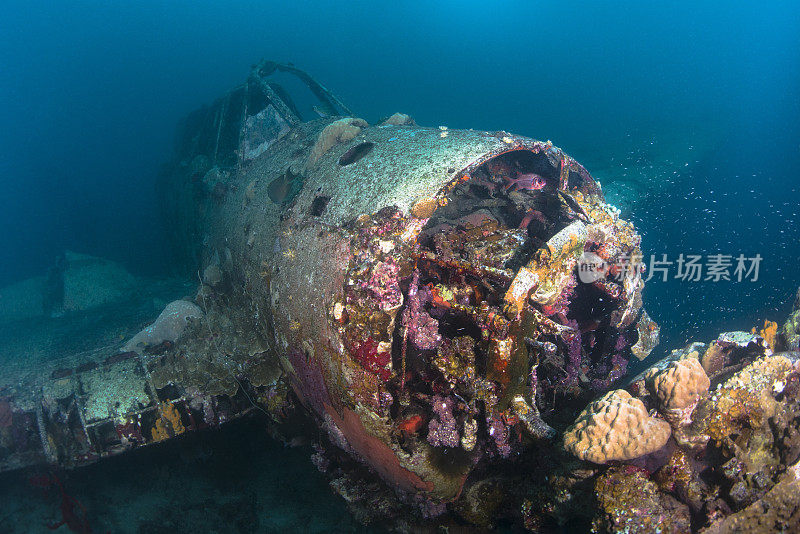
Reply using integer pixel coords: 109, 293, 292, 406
2, 1, 798, 349
1, 1, 799, 530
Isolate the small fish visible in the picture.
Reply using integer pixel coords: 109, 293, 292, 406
504, 172, 546, 192
312, 105, 332, 118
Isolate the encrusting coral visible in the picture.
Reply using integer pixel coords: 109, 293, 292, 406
701, 353, 797, 448
752, 319, 779, 352
593, 465, 691, 534
150, 402, 186, 442
562, 389, 671, 463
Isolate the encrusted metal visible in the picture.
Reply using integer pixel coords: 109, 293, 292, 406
0, 65, 654, 508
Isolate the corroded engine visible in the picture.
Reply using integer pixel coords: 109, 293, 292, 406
177, 101, 659, 500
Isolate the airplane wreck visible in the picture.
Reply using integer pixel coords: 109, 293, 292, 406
3, 61, 798, 531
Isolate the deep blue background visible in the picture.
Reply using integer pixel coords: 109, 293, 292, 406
1, 1, 798, 349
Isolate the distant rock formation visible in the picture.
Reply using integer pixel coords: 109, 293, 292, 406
0, 251, 137, 320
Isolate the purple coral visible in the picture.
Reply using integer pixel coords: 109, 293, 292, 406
591, 335, 630, 391
427, 396, 459, 448
486, 414, 512, 458
541, 274, 577, 318
403, 270, 442, 350
362, 259, 402, 309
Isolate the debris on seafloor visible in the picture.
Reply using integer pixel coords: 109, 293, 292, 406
2, 61, 799, 532
0, 251, 138, 321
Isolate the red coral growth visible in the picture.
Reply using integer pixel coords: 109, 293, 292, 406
114, 418, 144, 445
0, 399, 12, 428
397, 414, 425, 434
350, 336, 392, 381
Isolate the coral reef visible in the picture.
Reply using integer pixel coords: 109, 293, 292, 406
562, 331, 798, 532
563, 389, 672, 463
11, 65, 800, 531
703, 459, 800, 533
426, 396, 459, 447
753, 319, 779, 352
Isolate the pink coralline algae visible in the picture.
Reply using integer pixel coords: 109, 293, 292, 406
427, 396, 459, 448
486, 414, 512, 458
404, 270, 442, 351
362, 259, 402, 309
410, 309, 441, 351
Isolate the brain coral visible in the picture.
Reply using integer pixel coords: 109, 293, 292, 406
648, 358, 710, 427
563, 389, 671, 464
